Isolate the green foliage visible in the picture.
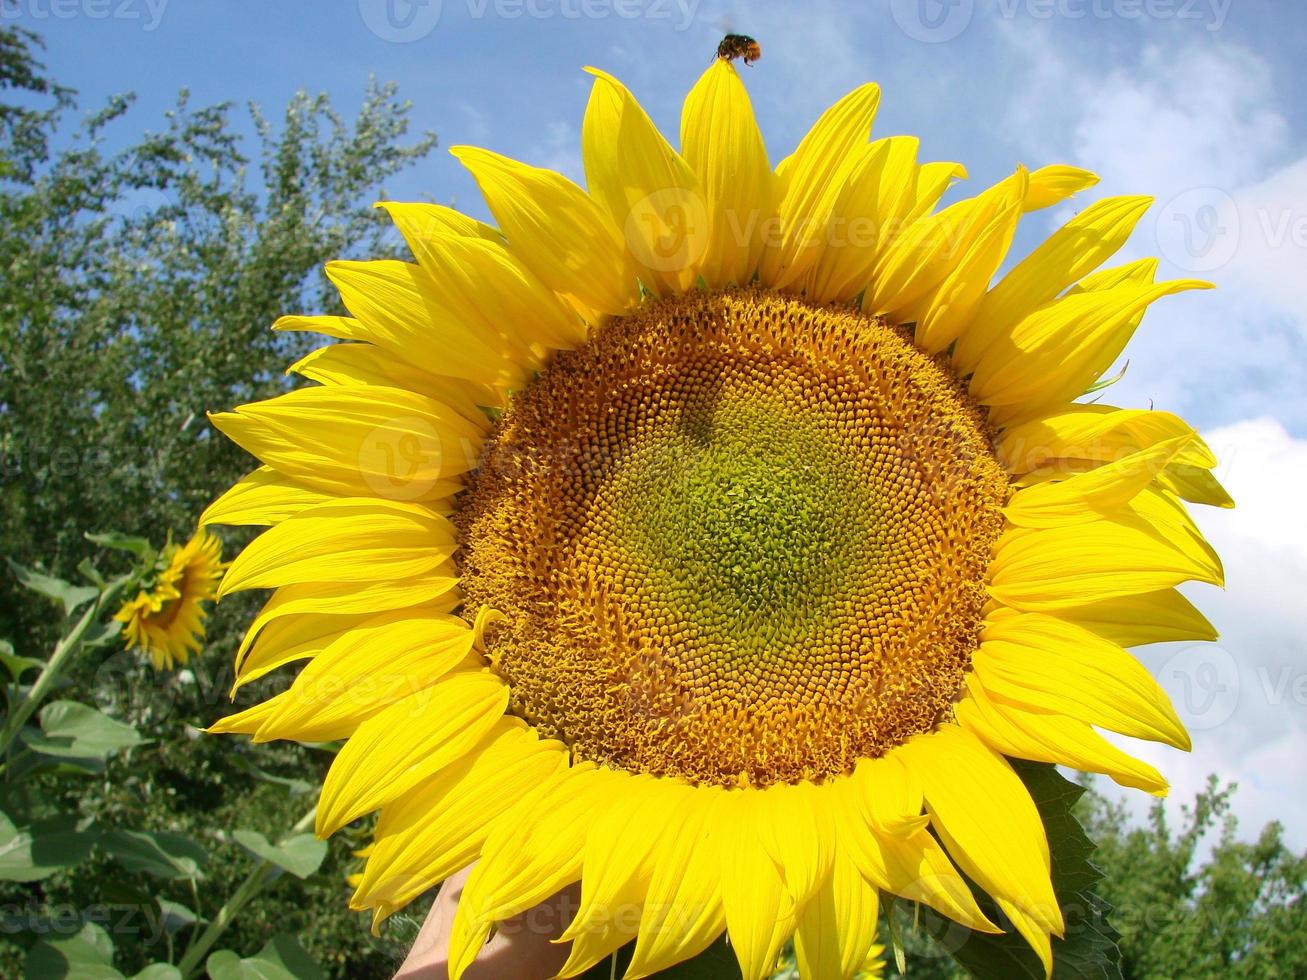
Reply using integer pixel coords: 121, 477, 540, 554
1080, 777, 1307, 979
0, 23, 434, 980
0, 24, 436, 652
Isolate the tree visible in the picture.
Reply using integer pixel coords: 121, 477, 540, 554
1, 26, 438, 977
1080, 778, 1307, 979
0, 24, 437, 650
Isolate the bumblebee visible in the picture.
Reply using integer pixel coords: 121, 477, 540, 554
716, 33, 761, 66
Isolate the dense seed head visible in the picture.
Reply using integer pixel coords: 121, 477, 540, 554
456, 288, 1009, 787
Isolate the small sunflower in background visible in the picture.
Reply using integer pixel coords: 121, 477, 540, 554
206, 54, 1228, 980
115, 530, 225, 671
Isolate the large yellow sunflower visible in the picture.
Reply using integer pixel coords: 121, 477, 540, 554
204, 60, 1229, 979
115, 529, 225, 671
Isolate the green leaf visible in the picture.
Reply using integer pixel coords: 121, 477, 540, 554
80, 617, 124, 651
132, 966, 182, 980
25, 701, 144, 760
916, 761, 1123, 980
6, 559, 99, 617
156, 899, 201, 935
232, 830, 328, 879
227, 753, 314, 796
205, 935, 325, 980
0, 811, 99, 882
578, 937, 741, 979
24, 921, 123, 979
78, 558, 108, 588
85, 531, 154, 558
102, 829, 207, 881
0, 639, 44, 684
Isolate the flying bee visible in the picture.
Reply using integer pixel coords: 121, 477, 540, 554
716, 33, 761, 66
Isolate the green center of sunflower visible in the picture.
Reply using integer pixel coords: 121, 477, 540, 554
456, 288, 1009, 787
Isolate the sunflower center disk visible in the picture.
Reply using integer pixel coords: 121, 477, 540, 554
456, 289, 1009, 787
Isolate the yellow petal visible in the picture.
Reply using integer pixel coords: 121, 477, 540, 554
1004, 435, 1190, 527
205, 694, 284, 737
1000, 900, 1055, 979
316, 670, 510, 835
912, 174, 1028, 353
400, 232, 587, 352
231, 609, 370, 691
803, 136, 921, 302
1021, 165, 1099, 212
1159, 463, 1235, 508
900, 725, 1063, 939
352, 720, 566, 921
1048, 588, 1218, 647
679, 59, 774, 288
794, 847, 881, 980
833, 768, 997, 934
232, 577, 461, 671
452, 145, 638, 317
720, 789, 797, 980
454, 762, 605, 928
200, 467, 332, 528
582, 67, 705, 296
373, 199, 500, 247
869, 168, 1026, 321
271, 314, 357, 340
218, 498, 454, 597
969, 278, 1213, 418
958, 674, 1169, 795
907, 160, 968, 221
448, 763, 605, 979
759, 83, 881, 290
286, 343, 492, 428
625, 786, 728, 979
209, 385, 481, 502
1124, 487, 1224, 579
256, 610, 478, 740
756, 780, 834, 910
852, 755, 928, 838
325, 259, 532, 390
557, 776, 687, 977
953, 195, 1152, 373
997, 403, 1215, 474
974, 612, 1190, 748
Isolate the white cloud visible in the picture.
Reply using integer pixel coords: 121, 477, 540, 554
1000, 29, 1307, 433
1105, 417, 1307, 849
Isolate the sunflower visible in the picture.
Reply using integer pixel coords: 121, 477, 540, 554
115, 529, 225, 671
205, 60, 1228, 979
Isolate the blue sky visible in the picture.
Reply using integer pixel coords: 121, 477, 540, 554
14, 0, 1307, 845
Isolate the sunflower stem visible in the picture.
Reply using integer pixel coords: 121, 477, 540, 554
0, 577, 128, 765
176, 805, 317, 978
